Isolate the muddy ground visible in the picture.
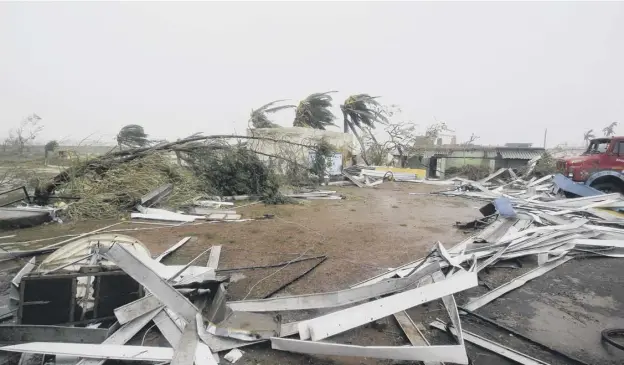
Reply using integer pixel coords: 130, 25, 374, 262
1, 183, 623, 364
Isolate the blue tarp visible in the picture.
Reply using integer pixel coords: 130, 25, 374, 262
553, 173, 604, 197
493, 197, 516, 218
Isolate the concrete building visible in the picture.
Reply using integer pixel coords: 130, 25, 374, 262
247, 127, 355, 175
405, 145, 545, 178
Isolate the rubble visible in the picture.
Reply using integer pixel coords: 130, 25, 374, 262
1, 159, 623, 365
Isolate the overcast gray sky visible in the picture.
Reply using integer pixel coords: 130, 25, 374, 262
1, 1, 623, 147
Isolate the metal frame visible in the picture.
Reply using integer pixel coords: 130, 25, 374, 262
18, 269, 142, 325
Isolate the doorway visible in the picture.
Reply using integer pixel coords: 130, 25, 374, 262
429, 157, 438, 178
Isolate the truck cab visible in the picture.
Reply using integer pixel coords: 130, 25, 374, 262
558, 137, 624, 193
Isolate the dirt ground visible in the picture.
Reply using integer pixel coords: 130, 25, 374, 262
0, 183, 479, 364
2, 183, 623, 364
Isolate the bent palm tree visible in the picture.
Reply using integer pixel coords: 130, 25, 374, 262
117, 124, 149, 149
44, 140, 59, 165
249, 100, 295, 128
583, 129, 595, 145
341, 94, 388, 165
603, 122, 618, 137
292, 92, 336, 130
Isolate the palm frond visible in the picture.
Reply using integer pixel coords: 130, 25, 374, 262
341, 94, 389, 129
255, 99, 289, 112
292, 92, 336, 129
264, 105, 296, 114
250, 100, 295, 128
117, 124, 149, 147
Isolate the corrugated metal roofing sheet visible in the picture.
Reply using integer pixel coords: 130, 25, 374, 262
498, 150, 543, 160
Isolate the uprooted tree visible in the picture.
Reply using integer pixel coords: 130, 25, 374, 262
34, 133, 336, 209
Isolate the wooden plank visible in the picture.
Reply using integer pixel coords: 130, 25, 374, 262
155, 237, 192, 262
298, 270, 477, 341
206, 246, 221, 269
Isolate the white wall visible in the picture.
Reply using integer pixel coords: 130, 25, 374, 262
247, 127, 355, 172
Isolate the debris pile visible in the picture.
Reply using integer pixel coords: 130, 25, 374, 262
341, 166, 420, 187
0, 134, 343, 226
62, 153, 202, 220
1, 156, 623, 364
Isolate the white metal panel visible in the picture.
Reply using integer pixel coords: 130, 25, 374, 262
228, 266, 438, 312
102, 243, 198, 322
430, 320, 548, 365
271, 338, 468, 364
463, 256, 572, 311
2, 343, 173, 362
77, 308, 162, 365
206, 246, 222, 269
298, 270, 477, 341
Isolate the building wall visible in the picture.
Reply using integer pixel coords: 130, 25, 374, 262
443, 150, 490, 170
247, 127, 355, 173
495, 158, 531, 170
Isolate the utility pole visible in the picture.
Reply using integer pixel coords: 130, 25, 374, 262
543, 128, 548, 149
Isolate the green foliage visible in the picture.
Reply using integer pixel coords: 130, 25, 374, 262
64, 153, 201, 220
366, 144, 389, 166
44, 140, 59, 158
250, 100, 295, 128
341, 94, 388, 130
188, 145, 282, 199
117, 124, 149, 148
445, 165, 491, 181
293, 92, 336, 129
310, 139, 335, 178
533, 152, 558, 177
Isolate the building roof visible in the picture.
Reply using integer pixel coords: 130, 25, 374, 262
498, 149, 543, 159
414, 146, 545, 160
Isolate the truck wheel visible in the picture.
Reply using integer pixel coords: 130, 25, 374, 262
591, 182, 621, 194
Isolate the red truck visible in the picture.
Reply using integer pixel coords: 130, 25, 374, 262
558, 137, 624, 193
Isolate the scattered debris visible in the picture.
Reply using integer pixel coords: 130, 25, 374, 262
1, 155, 623, 365
223, 348, 244, 363
0, 207, 54, 230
